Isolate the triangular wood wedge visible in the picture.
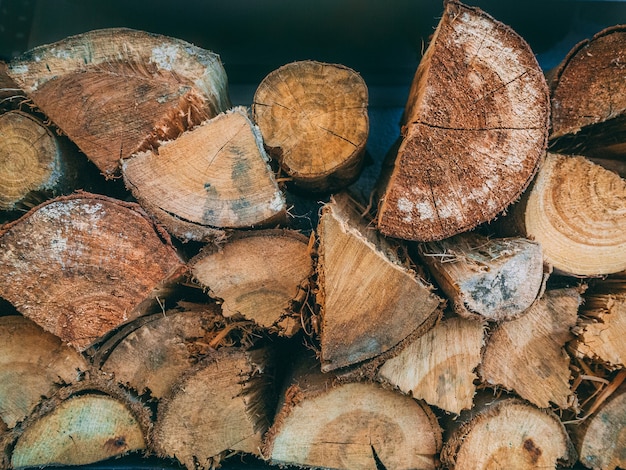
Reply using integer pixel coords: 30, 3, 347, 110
0, 315, 89, 428
419, 233, 545, 321
252, 60, 369, 192
479, 288, 581, 409
123, 107, 286, 242
264, 356, 442, 470
376, 1, 549, 242
7, 28, 230, 177
521, 153, 626, 276
377, 315, 484, 414
549, 25, 626, 159
0, 193, 186, 351
8, 379, 151, 469
440, 396, 576, 469
190, 229, 312, 336
316, 193, 441, 372
99, 302, 232, 399
152, 347, 275, 470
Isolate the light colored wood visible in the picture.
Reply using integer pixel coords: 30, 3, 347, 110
377, 315, 484, 414
252, 60, 368, 192
479, 288, 581, 409
0, 193, 186, 351
264, 360, 442, 470
152, 347, 275, 470
8, 28, 230, 177
376, 0, 549, 242
316, 193, 441, 372
190, 230, 312, 336
0, 315, 89, 428
440, 397, 576, 469
419, 233, 545, 321
522, 153, 626, 276
123, 107, 286, 242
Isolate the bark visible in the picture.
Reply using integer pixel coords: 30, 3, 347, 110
549, 25, 626, 160
264, 354, 442, 470
316, 192, 442, 372
252, 60, 369, 193
418, 233, 545, 321
520, 153, 626, 276
0, 193, 186, 351
190, 229, 313, 336
440, 395, 577, 469
376, 0, 549, 242
479, 288, 582, 409
122, 107, 287, 242
377, 315, 484, 414
7, 28, 230, 177
0, 315, 89, 428
151, 347, 276, 470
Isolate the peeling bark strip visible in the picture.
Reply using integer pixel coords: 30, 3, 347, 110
377, 0, 549, 242
122, 107, 286, 242
252, 60, 369, 193
7, 28, 230, 177
0, 193, 186, 351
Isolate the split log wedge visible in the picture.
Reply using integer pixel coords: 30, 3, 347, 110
316, 193, 441, 372
418, 233, 544, 321
99, 302, 238, 399
0, 61, 23, 104
479, 288, 581, 409
264, 357, 442, 470
8, 379, 151, 469
440, 396, 576, 469
190, 229, 312, 336
376, 0, 549, 242
377, 315, 484, 415
0, 193, 186, 351
549, 25, 626, 159
570, 379, 626, 470
122, 107, 286, 242
520, 153, 626, 276
252, 60, 369, 193
7, 28, 230, 177
0, 315, 88, 428
152, 347, 275, 470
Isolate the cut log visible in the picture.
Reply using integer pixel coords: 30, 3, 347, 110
418, 233, 545, 321
479, 288, 581, 409
569, 377, 626, 470
440, 396, 577, 469
0, 193, 186, 351
152, 347, 275, 470
549, 25, 626, 159
0, 315, 89, 428
316, 192, 442, 372
8, 378, 151, 469
377, 315, 484, 414
122, 106, 287, 242
98, 302, 246, 399
190, 229, 312, 336
376, 0, 549, 242
264, 356, 442, 470
0, 61, 25, 108
252, 60, 369, 193
7, 28, 230, 177
520, 153, 626, 276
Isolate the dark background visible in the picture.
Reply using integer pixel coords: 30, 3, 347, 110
1, 1, 625, 469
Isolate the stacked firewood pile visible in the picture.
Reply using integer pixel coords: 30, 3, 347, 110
0, 1, 625, 469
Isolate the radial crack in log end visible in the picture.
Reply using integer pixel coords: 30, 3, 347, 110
317, 193, 441, 372
7, 28, 230, 177
0, 193, 186, 351
122, 107, 286, 242
377, 1, 549, 242
252, 60, 369, 193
